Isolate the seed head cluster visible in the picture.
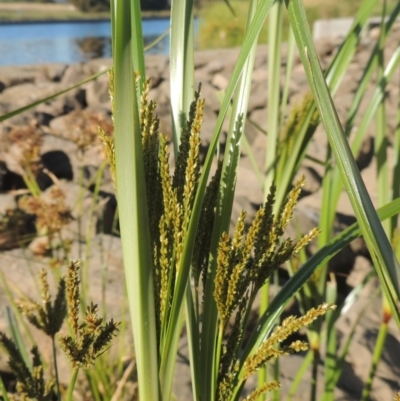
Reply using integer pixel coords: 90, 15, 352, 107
59, 260, 120, 369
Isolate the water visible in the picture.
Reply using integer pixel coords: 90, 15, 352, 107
0, 18, 184, 66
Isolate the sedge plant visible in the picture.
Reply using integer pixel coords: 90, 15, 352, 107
110, 1, 400, 401
0, 260, 120, 401
0, 0, 400, 399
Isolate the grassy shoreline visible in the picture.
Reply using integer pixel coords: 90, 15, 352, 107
0, 2, 170, 22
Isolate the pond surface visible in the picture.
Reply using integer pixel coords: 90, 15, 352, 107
0, 18, 193, 66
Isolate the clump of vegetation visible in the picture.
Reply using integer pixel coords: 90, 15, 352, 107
0, 260, 119, 401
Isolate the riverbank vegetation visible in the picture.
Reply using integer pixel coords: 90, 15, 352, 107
198, 0, 398, 48
0, 1, 169, 22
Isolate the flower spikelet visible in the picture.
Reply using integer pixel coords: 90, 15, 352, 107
60, 261, 119, 369
243, 303, 335, 380
294, 227, 320, 253
159, 215, 173, 324
98, 126, 116, 184
244, 380, 281, 401
173, 84, 202, 204
214, 210, 248, 323
276, 175, 305, 236
253, 184, 276, 262
59, 300, 119, 369
279, 92, 319, 160
141, 79, 163, 247
193, 160, 223, 289
225, 259, 248, 326
0, 334, 56, 400
19, 186, 71, 236
7, 122, 43, 175
181, 95, 202, 231
218, 296, 247, 392
214, 232, 231, 323
108, 69, 115, 116
16, 268, 67, 337
66, 260, 80, 336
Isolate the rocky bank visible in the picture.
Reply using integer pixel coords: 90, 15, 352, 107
0, 23, 400, 400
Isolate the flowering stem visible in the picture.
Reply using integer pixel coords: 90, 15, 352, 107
66, 368, 79, 401
52, 336, 61, 401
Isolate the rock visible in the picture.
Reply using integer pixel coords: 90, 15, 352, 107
85, 76, 111, 109
61, 64, 88, 85
211, 73, 229, 90
0, 65, 38, 89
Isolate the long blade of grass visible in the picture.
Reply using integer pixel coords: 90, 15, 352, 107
361, 5, 391, 397
322, 280, 338, 401
285, 0, 400, 327
0, 69, 108, 123
130, 0, 146, 95
6, 308, 31, 370
324, 0, 378, 89
185, 284, 200, 401
111, 1, 159, 400
329, 44, 400, 215
0, 375, 10, 401
344, 1, 400, 140
264, 0, 284, 197
170, 0, 195, 153
287, 350, 313, 400
320, 271, 377, 401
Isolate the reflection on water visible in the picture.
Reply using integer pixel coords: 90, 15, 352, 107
144, 34, 169, 54
74, 33, 168, 61
0, 17, 184, 65
75, 37, 110, 59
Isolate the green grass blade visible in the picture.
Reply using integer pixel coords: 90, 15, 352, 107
322, 280, 338, 401
130, 0, 146, 94
170, 0, 195, 153
0, 69, 108, 123
393, 83, 400, 232
320, 271, 377, 401
185, 284, 200, 401
6, 308, 31, 370
0, 375, 10, 401
279, 26, 296, 133
352, 45, 400, 159
343, 1, 400, 138
285, 0, 400, 327
264, 0, 283, 197
319, 44, 400, 286
287, 350, 313, 400
324, 0, 378, 90
111, 1, 159, 400
360, 320, 388, 400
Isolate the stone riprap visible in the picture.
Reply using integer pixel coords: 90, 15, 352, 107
0, 24, 400, 400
